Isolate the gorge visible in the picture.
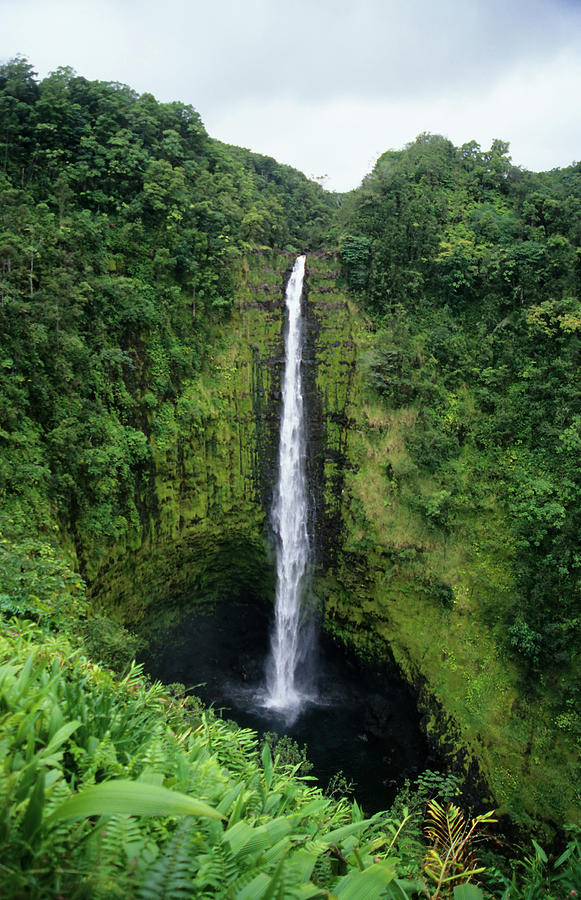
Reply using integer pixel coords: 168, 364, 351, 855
1, 59, 580, 897
89, 247, 577, 830
139, 252, 432, 813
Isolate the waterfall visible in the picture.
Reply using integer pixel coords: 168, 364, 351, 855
265, 254, 312, 714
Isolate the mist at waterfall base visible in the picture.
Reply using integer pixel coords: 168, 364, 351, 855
141, 600, 432, 814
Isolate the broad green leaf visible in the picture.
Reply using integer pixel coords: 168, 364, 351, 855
320, 817, 376, 846
13, 654, 35, 699
275, 784, 297, 815
22, 771, 45, 841
263, 836, 292, 864
225, 816, 294, 859
554, 843, 574, 867
40, 720, 81, 758
295, 885, 326, 899
262, 741, 273, 791
290, 796, 329, 821
47, 779, 224, 823
48, 704, 64, 739
532, 839, 548, 863
217, 781, 244, 815
224, 820, 256, 855
263, 790, 284, 816
234, 872, 270, 899
286, 846, 319, 883
263, 816, 294, 844
335, 861, 397, 898
453, 885, 485, 900
352, 799, 363, 822
384, 878, 414, 899
229, 786, 254, 826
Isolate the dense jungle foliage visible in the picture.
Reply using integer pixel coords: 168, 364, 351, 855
339, 133, 580, 700
0, 56, 333, 553
1, 58, 580, 896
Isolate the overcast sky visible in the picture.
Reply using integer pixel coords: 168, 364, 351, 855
1, 0, 580, 191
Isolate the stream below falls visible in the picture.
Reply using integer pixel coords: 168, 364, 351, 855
141, 596, 436, 814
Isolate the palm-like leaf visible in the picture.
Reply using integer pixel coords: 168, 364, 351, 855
424, 800, 496, 899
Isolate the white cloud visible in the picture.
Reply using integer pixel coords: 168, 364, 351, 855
1, 0, 580, 189
206, 49, 581, 191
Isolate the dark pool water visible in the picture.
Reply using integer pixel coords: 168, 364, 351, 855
141, 598, 435, 814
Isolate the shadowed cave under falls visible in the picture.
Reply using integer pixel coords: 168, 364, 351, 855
142, 256, 434, 813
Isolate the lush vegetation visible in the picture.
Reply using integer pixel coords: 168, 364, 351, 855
338, 132, 580, 729
0, 56, 333, 556
2, 620, 580, 897
1, 57, 580, 895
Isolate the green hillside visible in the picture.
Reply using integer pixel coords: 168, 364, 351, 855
326, 134, 581, 824
0, 59, 579, 897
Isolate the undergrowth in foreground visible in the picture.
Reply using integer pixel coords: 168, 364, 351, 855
1, 616, 579, 898
0, 618, 418, 898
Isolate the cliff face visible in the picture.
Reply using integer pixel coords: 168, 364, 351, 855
86, 251, 357, 619
86, 251, 286, 624
86, 251, 577, 829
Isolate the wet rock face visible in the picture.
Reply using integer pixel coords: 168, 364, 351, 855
301, 263, 358, 569
86, 252, 291, 620
244, 253, 359, 571
84, 250, 442, 814
87, 249, 360, 637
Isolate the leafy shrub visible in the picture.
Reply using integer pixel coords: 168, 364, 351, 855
0, 529, 87, 630
406, 421, 460, 470
0, 621, 432, 898
326, 769, 356, 802
340, 234, 371, 291
262, 730, 314, 776
507, 618, 542, 667
82, 613, 144, 674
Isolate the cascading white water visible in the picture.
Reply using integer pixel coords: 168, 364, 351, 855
265, 254, 311, 713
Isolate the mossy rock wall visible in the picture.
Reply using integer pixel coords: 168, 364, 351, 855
83, 251, 356, 624
305, 266, 578, 828
85, 251, 292, 623
83, 249, 577, 830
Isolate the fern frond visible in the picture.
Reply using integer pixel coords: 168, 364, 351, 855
138, 819, 196, 900
85, 814, 140, 896
193, 839, 239, 892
